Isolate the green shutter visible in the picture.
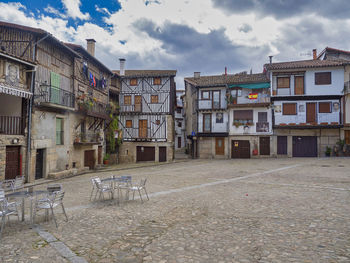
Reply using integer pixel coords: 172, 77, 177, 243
56, 118, 63, 145
50, 72, 60, 104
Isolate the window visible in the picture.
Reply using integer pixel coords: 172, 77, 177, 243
126, 120, 132, 128
201, 91, 210, 100
234, 110, 253, 124
178, 122, 182, 127
130, 78, 138, 86
151, 95, 159, 103
124, 95, 131, 105
283, 103, 297, 115
216, 113, 223, 123
231, 88, 242, 97
176, 108, 182, 114
203, 114, 211, 132
315, 72, 331, 85
277, 77, 290, 89
153, 77, 161, 85
319, 102, 331, 113
258, 112, 267, 122
56, 118, 64, 145
212, 91, 220, 109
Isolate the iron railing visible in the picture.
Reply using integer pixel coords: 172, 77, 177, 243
36, 85, 75, 108
0, 116, 24, 135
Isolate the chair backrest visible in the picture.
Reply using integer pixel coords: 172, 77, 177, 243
140, 178, 147, 187
121, 176, 132, 182
51, 190, 65, 204
47, 184, 62, 193
12, 176, 24, 191
0, 189, 5, 200
92, 178, 103, 189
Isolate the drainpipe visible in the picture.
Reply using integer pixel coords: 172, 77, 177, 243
25, 33, 50, 183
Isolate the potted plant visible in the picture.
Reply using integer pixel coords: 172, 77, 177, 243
103, 154, 110, 165
325, 146, 331, 157
233, 121, 241, 128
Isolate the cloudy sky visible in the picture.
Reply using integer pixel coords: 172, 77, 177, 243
1, 0, 350, 89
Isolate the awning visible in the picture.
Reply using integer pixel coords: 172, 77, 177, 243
0, 83, 32, 99
228, 82, 270, 89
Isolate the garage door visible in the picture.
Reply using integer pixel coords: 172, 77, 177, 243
292, 136, 317, 157
231, 140, 250, 158
137, 146, 155, 162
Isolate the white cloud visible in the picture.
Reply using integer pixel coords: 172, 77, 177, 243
61, 0, 90, 20
44, 5, 67, 19
95, 5, 111, 16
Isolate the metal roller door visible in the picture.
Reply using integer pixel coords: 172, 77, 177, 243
292, 136, 317, 157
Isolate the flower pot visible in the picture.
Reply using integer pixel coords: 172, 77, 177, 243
252, 149, 258, 155
103, 160, 109, 165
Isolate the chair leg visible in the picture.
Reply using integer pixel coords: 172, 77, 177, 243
33, 207, 37, 225
89, 188, 95, 201
50, 207, 58, 228
144, 188, 150, 201
94, 190, 99, 200
132, 190, 135, 200
138, 189, 143, 203
61, 204, 68, 222
0, 215, 6, 239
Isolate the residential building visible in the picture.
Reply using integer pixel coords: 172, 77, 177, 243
266, 49, 348, 157
65, 40, 114, 170
175, 91, 185, 150
0, 51, 35, 181
114, 59, 176, 163
184, 71, 270, 159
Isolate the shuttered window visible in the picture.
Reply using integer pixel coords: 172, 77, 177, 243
151, 95, 158, 103
283, 103, 297, 115
234, 110, 253, 121
126, 120, 132, 128
130, 78, 137, 86
153, 77, 161, 85
319, 102, 331, 113
315, 72, 331, 85
124, 95, 131, 105
277, 77, 290, 89
50, 72, 60, 104
56, 118, 64, 145
294, 76, 304, 95
345, 130, 350, 144
258, 112, 267, 122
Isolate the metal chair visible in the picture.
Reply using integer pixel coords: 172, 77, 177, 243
0, 180, 15, 192
89, 177, 100, 200
129, 178, 149, 203
47, 184, 62, 193
11, 176, 24, 192
92, 178, 113, 201
112, 176, 132, 202
32, 190, 68, 228
0, 189, 20, 239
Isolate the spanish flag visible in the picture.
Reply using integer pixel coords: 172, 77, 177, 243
248, 93, 258, 100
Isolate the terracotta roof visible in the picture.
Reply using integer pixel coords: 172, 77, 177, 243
65, 43, 112, 75
265, 59, 348, 71
113, 70, 177, 77
184, 73, 269, 87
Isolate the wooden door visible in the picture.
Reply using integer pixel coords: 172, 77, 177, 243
277, 136, 287, 155
35, 149, 44, 179
159, 147, 167, 162
178, 137, 181, 148
292, 136, 317, 157
135, 95, 142, 112
139, 120, 148, 138
84, 150, 95, 169
98, 146, 102, 165
231, 140, 250, 158
294, 76, 304, 95
215, 138, 225, 155
259, 137, 270, 156
5, 146, 20, 180
306, 103, 316, 124
137, 146, 155, 161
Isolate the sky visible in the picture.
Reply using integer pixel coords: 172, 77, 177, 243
1, 0, 350, 90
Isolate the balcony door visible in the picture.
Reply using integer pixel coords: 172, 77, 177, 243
135, 95, 142, 112
139, 119, 148, 138
50, 72, 60, 104
212, 91, 220, 109
294, 76, 304, 95
306, 103, 316, 124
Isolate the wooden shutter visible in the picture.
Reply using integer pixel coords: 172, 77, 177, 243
134, 95, 142, 111
294, 76, 304, 95
319, 102, 331, 113
282, 103, 297, 115
306, 103, 316, 123
277, 77, 290, 89
153, 77, 161, 85
139, 120, 147, 138
234, 110, 253, 121
124, 95, 131, 105
130, 78, 137, 86
151, 95, 158, 103
345, 130, 350, 144
126, 120, 132, 128
50, 72, 60, 104
315, 72, 331, 85
258, 112, 267, 122
56, 118, 63, 145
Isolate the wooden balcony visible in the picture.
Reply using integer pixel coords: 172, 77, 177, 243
77, 101, 111, 120
36, 85, 75, 109
74, 132, 102, 146
0, 116, 24, 135
227, 96, 270, 108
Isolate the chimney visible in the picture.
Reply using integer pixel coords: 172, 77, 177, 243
313, 49, 317, 60
119, 58, 126, 76
86, 39, 96, 57
225, 67, 227, 76
269, 55, 273, 65
194, 72, 200, 78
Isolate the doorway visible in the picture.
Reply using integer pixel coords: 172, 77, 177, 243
215, 138, 225, 155
35, 149, 44, 179
5, 146, 20, 180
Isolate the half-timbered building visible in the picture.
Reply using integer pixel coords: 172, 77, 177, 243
114, 59, 176, 163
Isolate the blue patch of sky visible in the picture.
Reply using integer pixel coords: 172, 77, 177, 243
2, 0, 121, 29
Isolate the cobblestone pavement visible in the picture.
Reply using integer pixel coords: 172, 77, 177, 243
1, 158, 349, 262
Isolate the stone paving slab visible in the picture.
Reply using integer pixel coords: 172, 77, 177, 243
0, 158, 349, 262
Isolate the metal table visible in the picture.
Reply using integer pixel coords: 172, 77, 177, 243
6, 190, 49, 222
101, 176, 132, 203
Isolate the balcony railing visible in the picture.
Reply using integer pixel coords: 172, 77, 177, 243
77, 101, 111, 119
0, 116, 24, 135
256, 122, 269, 132
74, 131, 102, 145
198, 99, 224, 110
227, 95, 270, 106
36, 85, 75, 108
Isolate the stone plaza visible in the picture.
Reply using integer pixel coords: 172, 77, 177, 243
0, 158, 349, 262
